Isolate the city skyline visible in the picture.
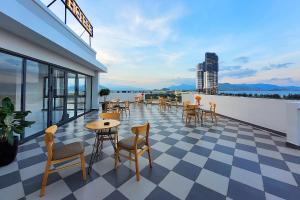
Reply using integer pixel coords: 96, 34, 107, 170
42, 0, 300, 89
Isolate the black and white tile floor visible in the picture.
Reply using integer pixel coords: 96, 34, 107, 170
1, 104, 300, 200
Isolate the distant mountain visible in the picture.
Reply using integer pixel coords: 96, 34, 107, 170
165, 83, 300, 91
167, 84, 196, 91
219, 83, 300, 91
99, 84, 145, 91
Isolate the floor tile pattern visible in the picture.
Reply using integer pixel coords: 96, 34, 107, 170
1, 104, 300, 200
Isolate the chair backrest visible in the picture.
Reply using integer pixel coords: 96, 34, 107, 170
124, 100, 130, 108
107, 102, 114, 109
100, 112, 120, 120
44, 125, 58, 161
186, 104, 197, 113
183, 101, 191, 110
209, 102, 216, 112
131, 122, 150, 146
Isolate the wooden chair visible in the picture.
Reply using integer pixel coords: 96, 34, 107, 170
135, 96, 142, 105
182, 100, 191, 118
158, 98, 167, 111
106, 102, 116, 112
99, 112, 120, 149
185, 105, 199, 125
40, 125, 86, 197
171, 97, 179, 109
114, 122, 152, 181
145, 97, 153, 107
119, 101, 130, 116
203, 102, 217, 123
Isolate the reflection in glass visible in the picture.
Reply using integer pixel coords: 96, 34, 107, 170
78, 74, 86, 115
0, 52, 22, 110
67, 73, 76, 118
85, 76, 92, 111
52, 69, 65, 124
25, 60, 48, 137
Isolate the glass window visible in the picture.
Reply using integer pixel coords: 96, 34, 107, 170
52, 69, 65, 124
78, 74, 86, 114
67, 72, 76, 118
25, 60, 49, 137
85, 76, 92, 111
0, 52, 22, 110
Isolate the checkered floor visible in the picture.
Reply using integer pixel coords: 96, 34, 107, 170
1, 104, 300, 200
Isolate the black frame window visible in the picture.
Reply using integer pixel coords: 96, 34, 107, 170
0, 48, 93, 143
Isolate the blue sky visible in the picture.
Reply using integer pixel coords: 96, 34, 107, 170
43, 0, 300, 89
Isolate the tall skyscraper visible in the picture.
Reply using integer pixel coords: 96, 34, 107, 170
196, 52, 219, 94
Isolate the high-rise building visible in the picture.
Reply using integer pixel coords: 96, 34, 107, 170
196, 52, 218, 94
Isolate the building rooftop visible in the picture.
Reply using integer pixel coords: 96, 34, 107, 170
0, 0, 107, 73
1, 105, 300, 199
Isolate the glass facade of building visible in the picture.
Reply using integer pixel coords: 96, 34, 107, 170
196, 52, 219, 94
0, 50, 93, 141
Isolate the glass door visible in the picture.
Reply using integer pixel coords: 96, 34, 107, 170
67, 72, 77, 119
78, 74, 86, 115
52, 68, 66, 124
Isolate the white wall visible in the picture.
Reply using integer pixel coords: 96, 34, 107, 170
0, 28, 96, 77
182, 92, 300, 135
103, 92, 144, 103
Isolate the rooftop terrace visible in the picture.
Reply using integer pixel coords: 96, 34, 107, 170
1, 103, 300, 200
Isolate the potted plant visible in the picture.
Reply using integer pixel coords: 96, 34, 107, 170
99, 88, 110, 112
0, 97, 35, 166
194, 94, 202, 106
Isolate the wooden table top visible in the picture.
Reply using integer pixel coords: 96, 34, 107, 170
85, 119, 120, 130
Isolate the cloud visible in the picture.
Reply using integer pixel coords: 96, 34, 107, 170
262, 77, 300, 86
262, 62, 293, 71
188, 67, 196, 72
234, 56, 249, 64
220, 65, 242, 71
160, 52, 185, 65
220, 68, 257, 78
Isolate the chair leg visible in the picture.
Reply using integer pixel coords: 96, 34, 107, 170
114, 148, 120, 169
147, 148, 152, 168
80, 153, 87, 180
40, 161, 51, 197
129, 151, 132, 165
134, 151, 140, 181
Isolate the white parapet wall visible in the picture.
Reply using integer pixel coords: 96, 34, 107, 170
101, 92, 145, 103
182, 92, 300, 141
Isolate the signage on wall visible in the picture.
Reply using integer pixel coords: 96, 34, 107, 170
65, 0, 93, 37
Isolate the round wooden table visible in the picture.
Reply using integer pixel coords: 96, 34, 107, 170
85, 119, 120, 174
85, 119, 120, 131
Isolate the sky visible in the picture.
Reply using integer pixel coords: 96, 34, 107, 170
42, 0, 300, 89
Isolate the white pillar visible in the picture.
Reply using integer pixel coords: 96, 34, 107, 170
91, 72, 100, 110
286, 102, 300, 147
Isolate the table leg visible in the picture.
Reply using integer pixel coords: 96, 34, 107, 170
107, 134, 121, 162
88, 133, 101, 174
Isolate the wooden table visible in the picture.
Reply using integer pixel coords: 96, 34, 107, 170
186, 104, 205, 123
85, 119, 120, 174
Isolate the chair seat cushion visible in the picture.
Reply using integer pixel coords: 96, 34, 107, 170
118, 136, 145, 150
52, 142, 84, 160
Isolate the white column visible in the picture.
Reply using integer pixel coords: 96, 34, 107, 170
91, 72, 100, 110
286, 102, 300, 147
